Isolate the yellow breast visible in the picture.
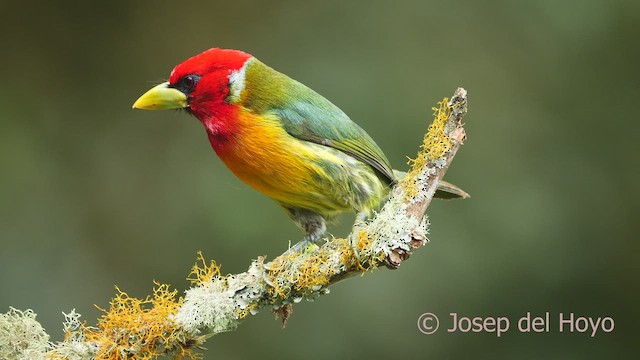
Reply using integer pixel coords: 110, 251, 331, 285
216, 111, 350, 213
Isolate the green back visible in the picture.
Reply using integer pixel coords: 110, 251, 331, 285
241, 59, 395, 184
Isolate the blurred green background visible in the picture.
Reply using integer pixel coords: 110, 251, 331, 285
1, 0, 638, 358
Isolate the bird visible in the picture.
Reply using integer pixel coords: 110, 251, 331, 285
132, 48, 467, 250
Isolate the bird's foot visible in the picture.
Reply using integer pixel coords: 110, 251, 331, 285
288, 240, 314, 254
264, 234, 327, 273
287, 234, 327, 254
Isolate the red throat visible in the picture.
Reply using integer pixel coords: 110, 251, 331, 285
196, 104, 242, 156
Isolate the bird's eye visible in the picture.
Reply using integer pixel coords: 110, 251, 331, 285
174, 74, 201, 94
183, 75, 196, 90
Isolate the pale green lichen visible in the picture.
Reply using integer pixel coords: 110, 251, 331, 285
0, 307, 50, 360
176, 278, 238, 335
176, 256, 267, 335
358, 188, 430, 258
46, 310, 97, 360
264, 235, 378, 302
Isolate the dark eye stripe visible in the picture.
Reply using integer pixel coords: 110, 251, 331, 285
170, 74, 201, 95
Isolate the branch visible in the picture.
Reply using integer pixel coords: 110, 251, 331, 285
1, 88, 468, 360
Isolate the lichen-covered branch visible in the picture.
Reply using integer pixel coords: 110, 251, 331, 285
1, 88, 468, 360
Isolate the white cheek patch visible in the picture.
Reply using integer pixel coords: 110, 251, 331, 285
228, 58, 252, 103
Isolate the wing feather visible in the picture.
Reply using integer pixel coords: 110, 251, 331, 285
274, 102, 396, 184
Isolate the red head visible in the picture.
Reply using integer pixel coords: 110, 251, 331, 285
133, 48, 254, 139
168, 48, 253, 121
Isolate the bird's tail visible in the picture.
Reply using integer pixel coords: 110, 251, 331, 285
392, 170, 470, 200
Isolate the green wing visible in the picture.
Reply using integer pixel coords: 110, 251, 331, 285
276, 94, 395, 184
242, 59, 396, 184
276, 103, 395, 183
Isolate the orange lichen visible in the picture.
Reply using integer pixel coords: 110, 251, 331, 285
293, 252, 333, 292
234, 304, 257, 319
75, 283, 195, 360
265, 248, 334, 298
403, 97, 452, 199
338, 238, 357, 268
352, 230, 381, 271
187, 251, 221, 286
356, 230, 372, 252
265, 252, 303, 298
265, 236, 385, 299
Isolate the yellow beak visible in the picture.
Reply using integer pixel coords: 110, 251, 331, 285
132, 82, 188, 110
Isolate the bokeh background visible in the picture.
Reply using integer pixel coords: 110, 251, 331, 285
1, 0, 638, 358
